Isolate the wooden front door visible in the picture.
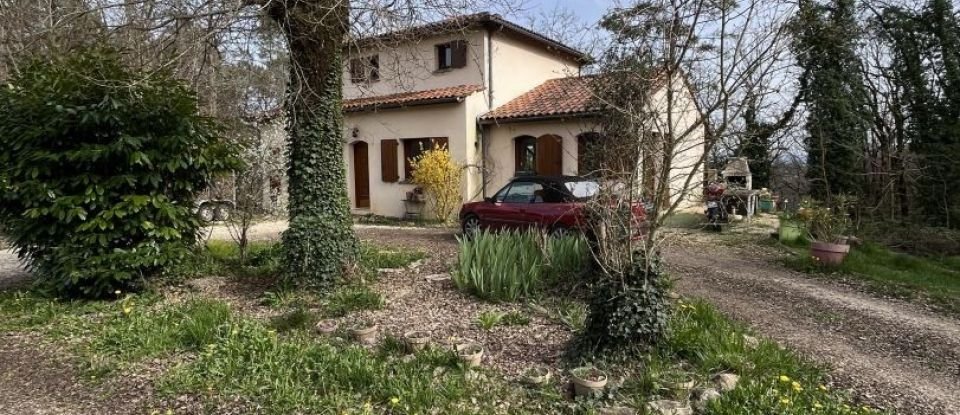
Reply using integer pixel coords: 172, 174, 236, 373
536, 134, 563, 176
353, 142, 370, 208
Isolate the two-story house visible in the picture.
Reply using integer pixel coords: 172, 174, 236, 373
341, 13, 704, 218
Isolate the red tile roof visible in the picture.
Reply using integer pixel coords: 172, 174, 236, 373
344, 84, 484, 112
480, 77, 600, 122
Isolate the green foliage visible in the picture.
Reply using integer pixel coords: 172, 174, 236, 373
186, 240, 284, 280
791, 0, 871, 199
89, 298, 231, 374
475, 310, 504, 330
583, 256, 670, 351
323, 284, 384, 317
358, 244, 426, 270
281, 21, 358, 289
453, 230, 589, 302
160, 320, 512, 414
0, 48, 238, 297
269, 307, 318, 333
501, 310, 531, 326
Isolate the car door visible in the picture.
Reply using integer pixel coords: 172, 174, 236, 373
522, 181, 572, 230
473, 183, 516, 230
497, 180, 544, 230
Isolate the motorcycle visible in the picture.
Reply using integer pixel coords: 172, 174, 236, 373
705, 182, 727, 231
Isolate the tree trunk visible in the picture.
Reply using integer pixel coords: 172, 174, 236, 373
267, 0, 357, 287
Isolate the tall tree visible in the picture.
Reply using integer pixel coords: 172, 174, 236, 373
260, 1, 357, 287
792, 0, 871, 200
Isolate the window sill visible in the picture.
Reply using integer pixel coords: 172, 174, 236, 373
433, 68, 455, 74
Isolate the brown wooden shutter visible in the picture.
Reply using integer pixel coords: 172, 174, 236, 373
536, 135, 563, 176
451, 41, 468, 68
381, 139, 399, 182
349, 58, 364, 83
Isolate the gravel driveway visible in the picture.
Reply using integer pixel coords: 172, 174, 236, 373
664, 242, 960, 415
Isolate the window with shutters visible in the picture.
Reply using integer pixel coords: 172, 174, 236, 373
436, 41, 467, 71
402, 137, 449, 180
381, 139, 399, 182
514, 136, 537, 174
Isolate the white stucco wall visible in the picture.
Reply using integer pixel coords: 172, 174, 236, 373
646, 74, 705, 208
343, 97, 479, 218
488, 33, 581, 108
343, 32, 487, 100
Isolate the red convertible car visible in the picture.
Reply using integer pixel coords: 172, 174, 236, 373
459, 175, 648, 236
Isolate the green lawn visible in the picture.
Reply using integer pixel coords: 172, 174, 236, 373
0, 240, 881, 414
785, 242, 960, 315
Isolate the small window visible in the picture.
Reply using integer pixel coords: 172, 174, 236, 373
350, 55, 380, 84
515, 136, 537, 174
503, 181, 543, 204
436, 41, 467, 71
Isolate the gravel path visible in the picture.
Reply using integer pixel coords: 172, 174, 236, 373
664, 241, 960, 415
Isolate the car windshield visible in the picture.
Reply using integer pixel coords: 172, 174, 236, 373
564, 180, 600, 200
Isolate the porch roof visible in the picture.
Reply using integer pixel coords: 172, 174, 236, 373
479, 76, 600, 124
344, 84, 484, 113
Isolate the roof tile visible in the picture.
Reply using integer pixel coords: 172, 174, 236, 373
481, 77, 598, 122
344, 84, 484, 112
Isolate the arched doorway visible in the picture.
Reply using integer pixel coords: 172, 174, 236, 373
352, 141, 370, 208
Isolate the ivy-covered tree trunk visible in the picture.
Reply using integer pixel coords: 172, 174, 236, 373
267, 1, 357, 287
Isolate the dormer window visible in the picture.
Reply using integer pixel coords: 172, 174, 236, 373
436, 41, 467, 71
350, 54, 380, 84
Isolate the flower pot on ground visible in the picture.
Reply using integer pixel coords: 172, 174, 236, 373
455, 343, 484, 368
403, 330, 431, 352
570, 366, 608, 397
810, 241, 851, 266
521, 366, 551, 386
350, 321, 378, 344
314, 320, 338, 335
666, 373, 696, 401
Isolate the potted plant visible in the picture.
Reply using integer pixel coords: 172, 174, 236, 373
570, 366, 608, 397
804, 198, 854, 265
455, 343, 484, 368
403, 330, 431, 352
350, 320, 378, 344
314, 319, 338, 335
521, 366, 552, 386
778, 211, 805, 243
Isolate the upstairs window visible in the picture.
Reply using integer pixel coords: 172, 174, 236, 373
436, 41, 467, 71
350, 54, 380, 84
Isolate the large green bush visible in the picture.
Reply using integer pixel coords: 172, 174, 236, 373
0, 48, 238, 297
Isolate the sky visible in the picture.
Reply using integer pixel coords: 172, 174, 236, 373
531, 0, 614, 27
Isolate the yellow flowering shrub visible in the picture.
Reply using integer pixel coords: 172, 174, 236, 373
410, 145, 463, 223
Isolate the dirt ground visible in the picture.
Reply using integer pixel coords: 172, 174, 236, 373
2, 223, 960, 414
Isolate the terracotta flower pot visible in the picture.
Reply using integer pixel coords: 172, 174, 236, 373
456, 343, 484, 368
403, 330, 431, 351
571, 367, 608, 397
350, 323, 378, 344
810, 241, 850, 266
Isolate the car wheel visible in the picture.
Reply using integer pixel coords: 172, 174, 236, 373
214, 204, 231, 222
198, 204, 215, 222
462, 215, 481, 237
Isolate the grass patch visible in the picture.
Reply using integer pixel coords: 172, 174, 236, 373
323, 284, 384, 317
358, 243, 427, 270
784, 242, 960, 315
597, 299, 881, 414
184, 240, 283, 280
268, 308, 318, 333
